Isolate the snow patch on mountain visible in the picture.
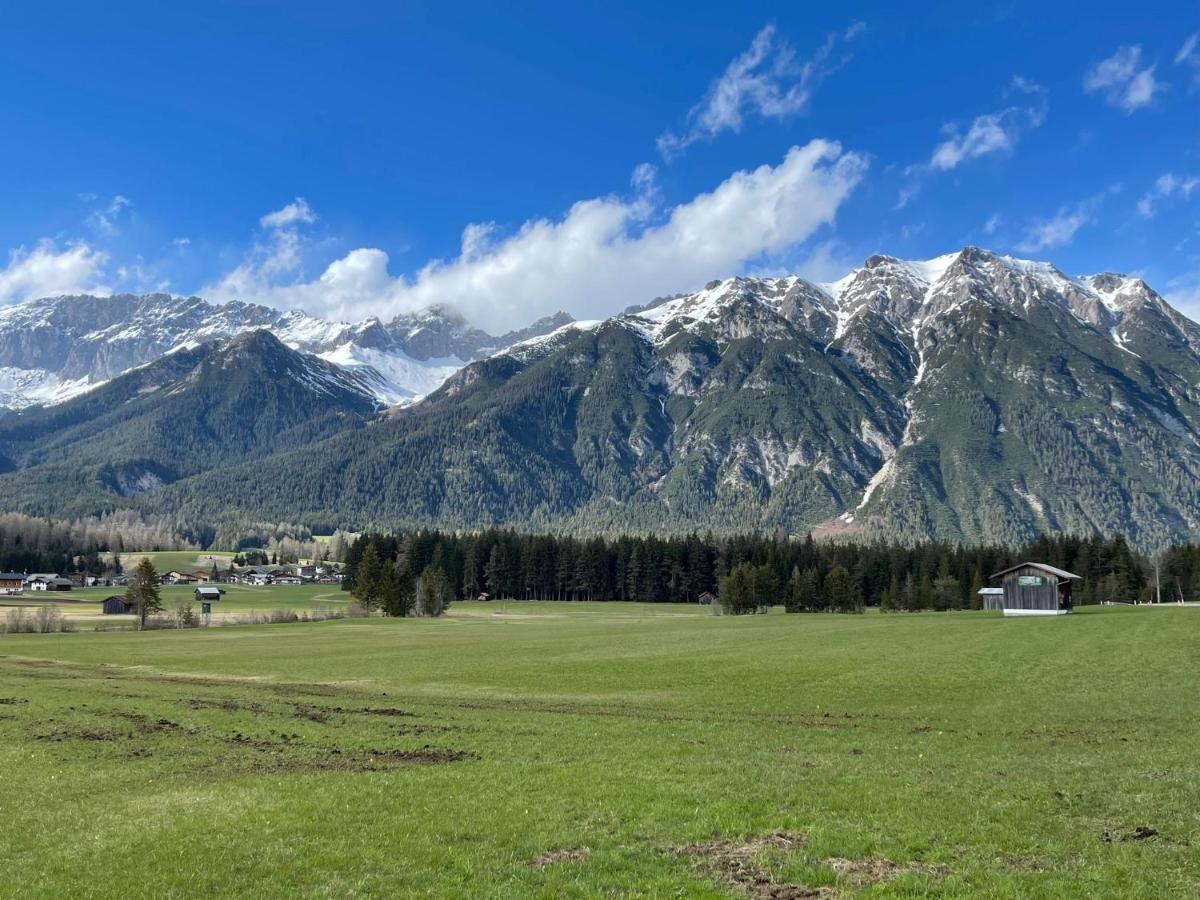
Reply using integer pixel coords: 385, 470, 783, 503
0, 367, 93, 409
318, 343, 465, 406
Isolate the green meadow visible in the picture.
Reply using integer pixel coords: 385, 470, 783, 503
1, 603, 1197, 897
0, 583, 349, 625
113, 550, 237, 574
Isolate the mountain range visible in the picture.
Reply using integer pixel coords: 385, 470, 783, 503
0, 292, 572, 409
1, 246, 1197, 550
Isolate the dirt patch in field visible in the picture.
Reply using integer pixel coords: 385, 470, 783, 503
4, 659, 364, 699
448, 697, 699, 723
348, 706, 417, 718
675, 832, 826, 898
825, 856, 947, 886
527, 847, 591, 869
6, 658, 471, 776
233, 746, 476, 773
180, 697, 269, 714
0, 697, 28, 705
1102, 826, 1174, 843
35, 726, 122, 742
112, 711, 185, 734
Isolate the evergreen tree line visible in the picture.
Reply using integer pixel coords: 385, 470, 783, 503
339, 528, 1193, 609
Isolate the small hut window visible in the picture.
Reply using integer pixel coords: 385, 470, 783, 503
1017, 575, 1045, 586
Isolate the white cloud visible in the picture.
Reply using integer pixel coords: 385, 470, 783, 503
894, 184, 921, 211
1083, 46, 1164, 113
931, 113, 1019, 170
929, 77, 1047, 171
1137, 173, 1200, 218
205, 141, 867, 332
211, 198, 321, 299
983, 213, 1002, 234
0, 240, 109, 304
1177, 33, 1199, 65
259, 197, 316, 230
1166, 271, 1200, 321
1013, 190, 1116, 253
86, 195, 131, 236
1176, 32, 1200, 91
656, 24, 863, 158
1015, 207, 1088, 253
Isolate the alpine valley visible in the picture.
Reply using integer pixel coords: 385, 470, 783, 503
2, 246, 1198, 550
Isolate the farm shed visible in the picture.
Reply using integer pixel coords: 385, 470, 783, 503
989, 563, 1080, 617
27, 576, 73, 592
101, 595, 134, 614
977, 587, 1004, 611
194, 586, 223, 602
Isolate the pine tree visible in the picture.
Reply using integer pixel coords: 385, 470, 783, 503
415, 566, 451, 617
354, 542, 384, 608
785, 566, 804, 613
718, 563, 755, 615
126, 558, 163, 629
823, 565, 860, 613
968, 569, 984, 610
881, 574, 900, 613
379, 563, 415, 617
484, 544, 503, 598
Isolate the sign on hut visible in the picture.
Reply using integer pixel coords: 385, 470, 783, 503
988, 563, 1080, 617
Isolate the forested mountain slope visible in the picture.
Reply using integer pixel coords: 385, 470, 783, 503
132, 248, 1200, 549
0, 331, 379, 513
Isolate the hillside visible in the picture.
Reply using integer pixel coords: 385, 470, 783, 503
2, 247, 1198, 548
132, 248, 1200, 549
0, 331, 379, 512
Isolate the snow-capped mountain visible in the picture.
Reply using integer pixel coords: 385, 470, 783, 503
4, 246, 1198, 549
0, 293, 573, 410
155, 245, 1199, 550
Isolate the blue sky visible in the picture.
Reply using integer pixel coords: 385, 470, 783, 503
1, 0, 1198, 329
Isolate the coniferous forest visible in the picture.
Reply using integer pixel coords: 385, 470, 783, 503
341, 528, 1200, 612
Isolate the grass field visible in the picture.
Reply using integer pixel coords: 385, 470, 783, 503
1, 604, 1197, 897
0, 584, 350, 627
112, 549, 237, 574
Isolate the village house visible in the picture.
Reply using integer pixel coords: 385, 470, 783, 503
247, 570, 273, 586
0, 572, 24, 593
989, 563, 1080, 616
25, 574, 73, 592
163, 571, 196, 585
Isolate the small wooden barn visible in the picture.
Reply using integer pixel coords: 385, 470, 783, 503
989, 563, 1080, 617
977, 587, 1004, 611
101, 595, 135, 615
194, 586, 223, 602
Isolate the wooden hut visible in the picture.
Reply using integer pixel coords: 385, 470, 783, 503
988, 563, 1080, 617
101, 595, 134, 614
977, 587, 1004, 611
